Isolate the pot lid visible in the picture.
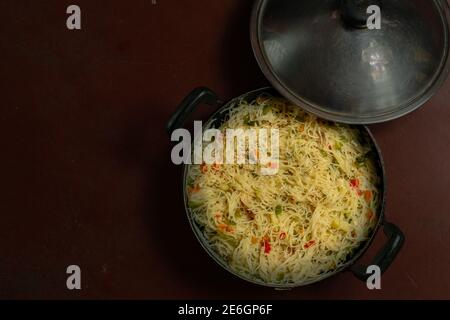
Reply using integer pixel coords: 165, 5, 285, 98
251, 0, 450, 124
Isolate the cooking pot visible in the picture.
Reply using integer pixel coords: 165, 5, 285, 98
167, 86, 405, 288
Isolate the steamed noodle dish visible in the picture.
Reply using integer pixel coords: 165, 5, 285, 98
186, 96, 380, 285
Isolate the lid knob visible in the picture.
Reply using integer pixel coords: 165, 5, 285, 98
340, 0, 382, 29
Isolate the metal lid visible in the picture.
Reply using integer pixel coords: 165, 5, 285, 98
251, 0, 450, 124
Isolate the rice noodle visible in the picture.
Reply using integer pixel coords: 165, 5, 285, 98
186, 96, 379, 284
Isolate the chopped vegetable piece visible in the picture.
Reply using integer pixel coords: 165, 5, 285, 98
188, 200, 203, 209
350, 178, 360, 188
279, 232, 286, 240
188, 184, 201, 193
218, 223, 234, 233
363, 190, 372, 202
263, 105, 271, 114
263, 240, 271, 254
275, 205, 282, 215
186, 176, 194, 186
251, 236, 258, 245
334, 141, 343, 150
331, 220, 339, 229
276, 273, 285, 281
298, 124, 305, 132
304, 240, 316, 249
212, 163, 221, 171
200, 163, 208, 173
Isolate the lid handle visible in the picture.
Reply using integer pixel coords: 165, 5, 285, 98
340, 0, 382, 29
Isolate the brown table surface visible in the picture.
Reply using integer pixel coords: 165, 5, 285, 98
0, 0, 449, 299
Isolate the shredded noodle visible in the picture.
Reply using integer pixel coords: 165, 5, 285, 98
186, 96, 379, 284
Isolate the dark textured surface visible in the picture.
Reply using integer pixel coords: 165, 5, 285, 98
0, 0, 449, 299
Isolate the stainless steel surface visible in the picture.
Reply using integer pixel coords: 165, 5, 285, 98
251, 0, 450, 123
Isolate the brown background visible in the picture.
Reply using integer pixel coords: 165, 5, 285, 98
0, 0, 449, 299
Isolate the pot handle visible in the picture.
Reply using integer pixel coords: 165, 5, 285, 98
166, 87, 219, 135
351, 221, 404, 281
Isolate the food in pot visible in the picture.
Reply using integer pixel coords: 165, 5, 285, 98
186, 96, 380, 284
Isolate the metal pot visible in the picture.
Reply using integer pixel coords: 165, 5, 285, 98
167, 86, 405, 288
